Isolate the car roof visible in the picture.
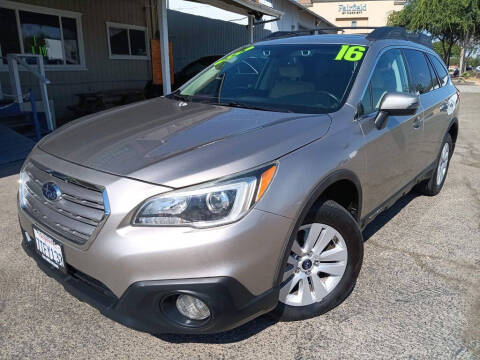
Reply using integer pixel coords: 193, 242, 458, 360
255, 29, 433, 53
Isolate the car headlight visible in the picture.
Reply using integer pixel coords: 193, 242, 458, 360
133, 164, 277, 228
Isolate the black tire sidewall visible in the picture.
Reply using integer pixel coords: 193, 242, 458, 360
271, 200, 363, 321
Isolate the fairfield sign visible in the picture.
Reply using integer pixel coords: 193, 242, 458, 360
338, 4, 367, 14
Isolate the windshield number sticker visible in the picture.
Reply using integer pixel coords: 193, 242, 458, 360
214, 45, 255, 67
335, 45, 366, 61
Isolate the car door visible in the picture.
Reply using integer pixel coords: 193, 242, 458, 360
357, 48, 422, 212
402, 49, 445, 173
424, 53, 457, 163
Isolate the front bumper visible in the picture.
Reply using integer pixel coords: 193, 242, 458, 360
20, 149, 293, 298
21, 233, 279, 334
18, 149, 293, 334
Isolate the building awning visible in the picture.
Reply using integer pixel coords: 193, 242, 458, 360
189, 0, 284, 18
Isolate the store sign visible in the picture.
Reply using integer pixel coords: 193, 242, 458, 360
338, 4, 367, 15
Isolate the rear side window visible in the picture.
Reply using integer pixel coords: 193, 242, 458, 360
428, 54, 449, 87
403, 49, 436, 94
425, 55, 440, 90
360, 49, 409, 115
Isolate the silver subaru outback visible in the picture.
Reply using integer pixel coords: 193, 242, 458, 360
18, 27, 459, 334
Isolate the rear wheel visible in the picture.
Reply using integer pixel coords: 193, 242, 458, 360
416, 134, 452, 196
271, 200, 363, 321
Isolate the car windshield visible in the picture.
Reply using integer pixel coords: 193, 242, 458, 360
169, 43, 367, 114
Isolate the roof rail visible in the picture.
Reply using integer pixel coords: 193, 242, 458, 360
262, 27, 375, 40
366, 27, 433, 49
262, 26, 433, 48
263, 30, 329, 40
314, 26, 378, 32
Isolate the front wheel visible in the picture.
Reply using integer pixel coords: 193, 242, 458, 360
271, 200, 363, 321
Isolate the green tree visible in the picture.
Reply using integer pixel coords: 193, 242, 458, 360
469, 57, 480, 67
388, 0, 480, 69
433, 41, 460, 65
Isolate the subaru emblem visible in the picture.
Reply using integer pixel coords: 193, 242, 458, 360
42, 182, 61, 201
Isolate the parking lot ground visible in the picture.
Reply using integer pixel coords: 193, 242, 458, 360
0, 88, 479, 360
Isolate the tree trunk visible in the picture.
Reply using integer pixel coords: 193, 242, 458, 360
459, 32, 469, 75
444, 32, 457, 68
446, 40, 454, 68
459, 45, 466, 74
440, 38, 448, 64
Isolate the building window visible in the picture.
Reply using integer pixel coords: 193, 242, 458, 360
0, 1, 85, 69
106, 22, 149, 60
351, 20, 358, 28
0, 8, 20, 62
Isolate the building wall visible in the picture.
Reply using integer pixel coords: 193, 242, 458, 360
0, 0, 151, 120
310, 0, 405, 33
168, 0, 334, 71
168, 0, 332, 72
261, 0, 329, 32
168, 10, 269, 72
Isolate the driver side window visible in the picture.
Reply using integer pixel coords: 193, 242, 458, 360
360, 49, 410, 115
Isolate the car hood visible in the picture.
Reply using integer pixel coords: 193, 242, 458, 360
39, 97, 331, 188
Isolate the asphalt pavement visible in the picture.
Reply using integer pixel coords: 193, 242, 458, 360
0, 87, 479, 359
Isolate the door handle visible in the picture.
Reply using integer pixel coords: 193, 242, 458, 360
412, 116, 422, 129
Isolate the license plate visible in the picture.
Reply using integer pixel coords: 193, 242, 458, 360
34, 228, 65, 272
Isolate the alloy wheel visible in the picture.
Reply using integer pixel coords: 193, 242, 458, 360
279, 223, 348, 306
436, 142, 450, 186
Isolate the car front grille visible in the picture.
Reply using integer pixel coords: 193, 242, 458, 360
21, 160, 109, 245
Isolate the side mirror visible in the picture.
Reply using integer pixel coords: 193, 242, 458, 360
375, 92, 419, 130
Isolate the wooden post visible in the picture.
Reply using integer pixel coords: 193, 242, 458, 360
151, 40, 174, 85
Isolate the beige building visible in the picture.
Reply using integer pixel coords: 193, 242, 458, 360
300, 0, 406, 33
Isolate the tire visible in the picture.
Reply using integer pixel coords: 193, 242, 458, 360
270, 200, 363, 321
416, 134, 453, 196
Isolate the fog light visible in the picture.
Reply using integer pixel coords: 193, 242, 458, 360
176, 294, 210, 320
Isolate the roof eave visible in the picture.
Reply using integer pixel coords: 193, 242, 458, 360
189, 0, 283, 18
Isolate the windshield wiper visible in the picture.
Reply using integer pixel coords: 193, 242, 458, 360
170, 95, 293, 113
220, 100, 293, 113
170, 92, 221, 104
169, 92, 191, 102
